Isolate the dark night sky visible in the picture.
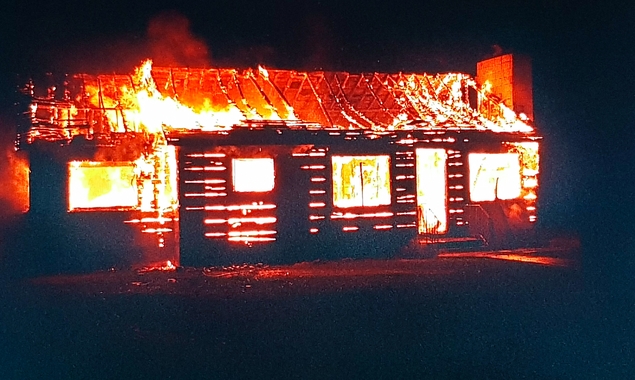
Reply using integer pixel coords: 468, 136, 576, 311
1, 1, 634, 288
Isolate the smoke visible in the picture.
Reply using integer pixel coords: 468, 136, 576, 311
147, 11, 211, 67
489, 44, 505, 58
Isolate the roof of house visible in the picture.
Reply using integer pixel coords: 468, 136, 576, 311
20, 65, 534, 147
76, 66, 533, 132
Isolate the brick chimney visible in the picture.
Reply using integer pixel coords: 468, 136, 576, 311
476, 54, 533, 121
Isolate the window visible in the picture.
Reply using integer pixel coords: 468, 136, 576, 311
332, 155, 391, 208
469, 153, 522, 202
68, 161, 138, 211
232, 158, 275, 192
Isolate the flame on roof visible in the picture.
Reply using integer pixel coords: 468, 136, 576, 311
20, 60, 533, 147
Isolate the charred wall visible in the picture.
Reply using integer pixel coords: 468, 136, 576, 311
175, 129, 412, 266
15, 140, 174, 276
174, 129, 539, 267
13, 127, 540, 272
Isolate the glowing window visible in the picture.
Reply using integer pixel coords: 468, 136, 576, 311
332, 155, 391, 208
469, 153, 522, 202
232, 158, 275, 192
68, 161, 138, 211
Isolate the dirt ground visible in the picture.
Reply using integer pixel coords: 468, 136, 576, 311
0, 246, 633, 379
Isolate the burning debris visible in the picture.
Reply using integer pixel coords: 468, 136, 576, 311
136, 260, 177, 274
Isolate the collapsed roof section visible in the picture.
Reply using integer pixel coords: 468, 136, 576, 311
17, 63, 533, 147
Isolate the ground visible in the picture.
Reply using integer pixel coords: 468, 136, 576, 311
0, 246, 633, 379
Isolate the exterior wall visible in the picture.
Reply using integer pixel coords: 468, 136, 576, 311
22, 141, 178, 274
462, 135, 539, 247
176, 130, 417, 266
175, 129, 539, 267
19, 129, 539, 271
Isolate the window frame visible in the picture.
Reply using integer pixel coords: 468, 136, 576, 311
331, 154, 392, 209
232, 157, 276, 193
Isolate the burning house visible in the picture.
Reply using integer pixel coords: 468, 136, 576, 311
15, 53, 540, 270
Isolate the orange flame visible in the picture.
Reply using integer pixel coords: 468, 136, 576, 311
85, 59, 299, 133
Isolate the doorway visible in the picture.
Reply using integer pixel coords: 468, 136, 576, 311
415, 148, 448, 234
